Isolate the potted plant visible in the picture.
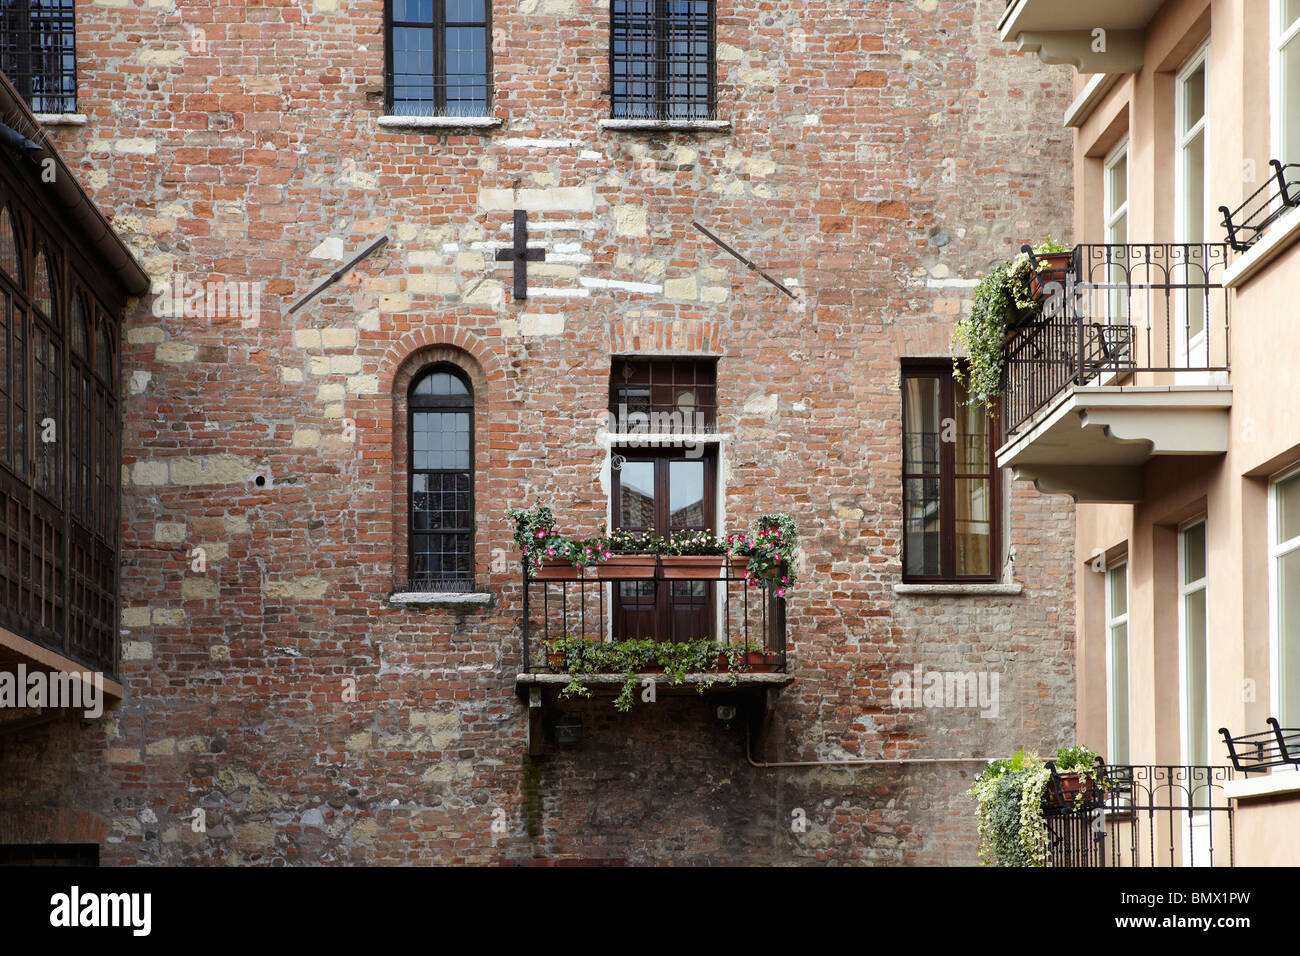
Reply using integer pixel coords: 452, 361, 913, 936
727, 513, 797, 596
590, 527, 660, 579
966, 744, 1109, 866
1046, 744, 1106, 809
507, 499, 576, 580
660, 529, 727, 579
1017, 239, 1072, 301
952, 239, 1071, 415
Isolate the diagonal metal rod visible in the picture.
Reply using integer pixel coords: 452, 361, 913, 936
692, 221, 799, 301
288, 236, 390, 314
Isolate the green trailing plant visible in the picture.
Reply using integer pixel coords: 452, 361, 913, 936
967, 743, 1108, 866
544, 636, 761, 712
952, 239, 1070, 414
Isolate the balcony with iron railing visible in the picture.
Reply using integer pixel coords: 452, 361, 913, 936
513, 556, 792, 753
996, 242, 1233, 502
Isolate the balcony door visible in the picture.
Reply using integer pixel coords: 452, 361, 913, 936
1178, 519, 1213, 865
611, 450, 716, 642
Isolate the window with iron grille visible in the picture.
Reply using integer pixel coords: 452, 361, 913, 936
408, 365, 475, 590
610, 0, 715, 120
0, 0, 76, 115
385, 0, 491, 117
901, 361, 1000, 582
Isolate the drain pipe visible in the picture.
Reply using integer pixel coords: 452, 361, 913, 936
746, 726, 1001, 768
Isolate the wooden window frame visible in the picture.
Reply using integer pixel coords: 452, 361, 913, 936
900, 360, 1000, 584
384, 0, 493, 118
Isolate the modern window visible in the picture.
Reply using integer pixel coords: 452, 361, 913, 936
1103, 138, 1130, 327
1106, 560, 1130, 765
609, 358, 717, 641
1175, 44, 1209, 355
1179, 520, 1210, 767
1275, 0, 1300, 165
1269, 466, 1300, 728
901, 363, 998, 582
0, 0, 77, 114
385, 0, 490, 117
610, 0, 715, 121
408, 365, 475, 589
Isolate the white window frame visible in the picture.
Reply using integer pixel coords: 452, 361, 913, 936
1174, 43, 1210, 369
1268, 463, 1300, 744
1178, 518, 1210, 770
1105, 559, 1130, 765
1272, 0, 1300, 165
1104, 138, 1129, 245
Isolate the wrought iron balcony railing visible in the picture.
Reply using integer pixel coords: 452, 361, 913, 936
1044, 763, 1236, 868
520, 556, 787, 674
1219, 717, 1300, 773
1220, 159, 1300, 252
1001, 242, 1231, 438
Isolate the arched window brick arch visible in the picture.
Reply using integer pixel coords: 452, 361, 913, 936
390, 344, 492, 593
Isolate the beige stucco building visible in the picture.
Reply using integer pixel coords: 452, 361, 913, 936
1000, 0, 1300, 866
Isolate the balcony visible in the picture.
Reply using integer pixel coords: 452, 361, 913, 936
997, 243, 1232, 502
998, 0, 1163, 73
514, 556, 793, 754
1045, 764, 1237, 867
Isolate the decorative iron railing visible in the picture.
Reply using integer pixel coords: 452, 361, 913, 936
1044, 763, 1235, 868
520, 556, 786, 673
1219, 717, 1300, 773
1220, 159, 1300, 252
1001, 242, 1231, 438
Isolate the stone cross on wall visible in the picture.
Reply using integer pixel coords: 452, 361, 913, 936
495, 209, 545, 301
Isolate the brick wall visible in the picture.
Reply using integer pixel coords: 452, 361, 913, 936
0, 0, 1077, 864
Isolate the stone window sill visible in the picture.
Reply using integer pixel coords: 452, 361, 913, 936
599, 118, 731, 132
33, 113, 88, 127
892, 582, 1024, 597
1222, 769, 1300, 801
1223, 203, 1300, 289
377, 115, 502, 130
388, 591, 493, 609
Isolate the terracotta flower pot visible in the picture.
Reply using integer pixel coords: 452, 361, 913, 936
660, 555, 726, 579
533, 560, 580, 580
587, 553, 657, 579
1028, 251, 1073, 301
1048, 772, 1098, 809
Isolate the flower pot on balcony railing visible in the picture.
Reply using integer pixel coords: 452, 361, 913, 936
1027, 251, 1073, 302
1046, 771, 1099, 810
660, 555, 726, 579
589, 554, 657, 579
534, 560, 582, 580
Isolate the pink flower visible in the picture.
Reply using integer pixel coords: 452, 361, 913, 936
776, 588, 786, 597
603, 551, 612, 559
545, 548, 555, 557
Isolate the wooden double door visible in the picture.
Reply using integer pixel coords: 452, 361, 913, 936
611, 449, 716, 642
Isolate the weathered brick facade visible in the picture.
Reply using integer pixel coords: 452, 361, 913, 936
0, 0, 1077, 864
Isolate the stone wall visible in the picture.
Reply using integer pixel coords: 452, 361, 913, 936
0, 0, 1077, 864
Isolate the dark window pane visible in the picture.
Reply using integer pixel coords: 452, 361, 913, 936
955, 478, 991, 576
904, 477, 940, 576
0, 208, 19, 283
619, 461, 655, 528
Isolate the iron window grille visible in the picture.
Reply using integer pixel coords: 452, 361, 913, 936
610, 0, 715, 121
385, 0, 491, 118
609, 357, 717, 434
0, 0, 76, 115
407, 365, 475, 591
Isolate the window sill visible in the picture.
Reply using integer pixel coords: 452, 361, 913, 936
377, 115, 502, 130
1222, 769, 1300, 801
1224, 203, 1300, 289
599, 118, 731, 133
892, 582, 1024, 597
388, 591, 493, 608
33, 113, 88, 127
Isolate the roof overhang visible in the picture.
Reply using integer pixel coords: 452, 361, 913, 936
998, 0, 1166, 73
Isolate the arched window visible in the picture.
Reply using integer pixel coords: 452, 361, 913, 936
32, 247, 53, 317
408, 365, 474, 589
0, 207, 20, 284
